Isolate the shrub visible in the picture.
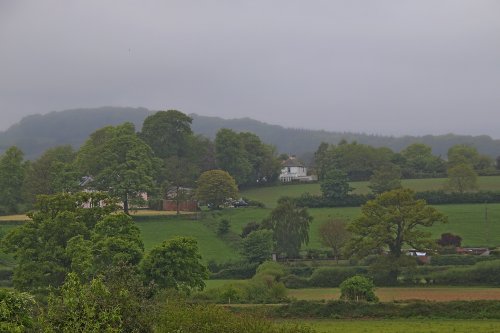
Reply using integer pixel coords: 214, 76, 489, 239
287, 266, 314, 277
339, 275, 378, 302
270, 299, 500, 319
431, 259, 500, 285
217, 219, 230, 235
0, 288, 36, 332
209, 261, 258, 279
240, 221, 261, 238
437, 233, 462, 247
430, 255, 496, 266
255, 261, 286, 280
282, 274, 309, 289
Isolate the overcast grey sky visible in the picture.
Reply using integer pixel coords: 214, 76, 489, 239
1, 1, 499, 136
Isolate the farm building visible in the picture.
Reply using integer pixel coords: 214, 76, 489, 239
162, 187, 198, 212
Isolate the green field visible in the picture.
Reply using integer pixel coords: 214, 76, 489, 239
294, 319, 500, 333
136, 217, 240, 262
218, 202, 500, 249
242, 176, 500, 208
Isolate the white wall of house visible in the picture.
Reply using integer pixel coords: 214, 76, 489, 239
280, 166, 308, 182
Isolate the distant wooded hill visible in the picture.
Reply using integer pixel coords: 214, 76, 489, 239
1, 106, 500, 160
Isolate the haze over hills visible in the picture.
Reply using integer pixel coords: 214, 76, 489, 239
1, 107, 500, 161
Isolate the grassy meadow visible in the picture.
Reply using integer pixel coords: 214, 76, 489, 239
215, 202, 500, 249
241, 175, 500, 208
294, 319, 500, 333
136, 216, 240, 262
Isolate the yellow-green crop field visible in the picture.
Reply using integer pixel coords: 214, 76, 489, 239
294, 319, 500, 333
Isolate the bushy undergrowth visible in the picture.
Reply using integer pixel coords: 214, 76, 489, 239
431, 259, 500, 285
208, 260, 258, 279
156, 301, 315, 333
269, 299, 500, 319
430, 255, 496, 266
294, 190, 500, 208
194, 261, 288, 304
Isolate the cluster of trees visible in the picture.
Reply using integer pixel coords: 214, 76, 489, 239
0, 192, 209, 331
236, 198, 314, 262
314, 141, 496, 183
0, 110, 282, 215
308, 188, 447, 285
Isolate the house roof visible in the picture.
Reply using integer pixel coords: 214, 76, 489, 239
282, 158, 304, 167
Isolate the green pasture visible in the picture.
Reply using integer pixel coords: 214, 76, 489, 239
135, 217, 240, 262
295, 319, 500, 333
218, 203, 500, 249
242, 176, 500, 208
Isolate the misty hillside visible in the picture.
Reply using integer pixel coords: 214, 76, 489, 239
1, 107, 500, 160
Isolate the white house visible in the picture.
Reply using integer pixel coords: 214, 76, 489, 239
279, 156, 316, 182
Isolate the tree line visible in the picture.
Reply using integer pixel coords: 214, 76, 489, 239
314, 140, 498, 182
0, 110, 283, 215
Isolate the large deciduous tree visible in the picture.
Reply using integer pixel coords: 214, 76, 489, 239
446, 163, 479, 193
141, 237, 208, 292
368, 163, 402, 194
262, 198, 313, 258
318, 219, 351, 263
347, 188, 446, 258
320, 169, 352, 201
76, 123, 157, 214
140, 110, 193, 159
400, 143, 445, 178
215, 128, 280, 186
1, 192, 119, 293
0, 146, 26, 213
346, 188, 446, 282
22, 145, 78, 203
196, 170, 238, 209
241, 229, 274, 264
447, 144, 494, 174
215, 128, 253, 185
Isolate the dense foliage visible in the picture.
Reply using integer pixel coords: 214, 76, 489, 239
196, 170, 239, 208
262, 198, 313, 258
141, 237, 208, 292
339, 275, 378, 302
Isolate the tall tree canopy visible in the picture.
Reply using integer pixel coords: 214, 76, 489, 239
447, 144, 494, 174
141, 237, 208, 292
215, 128, 280, 186
1, 192, 120, 293
22, 145, 78, 203
320, 169, 352, 201
262, 198, 313, 258
400, 143, 445, 178
446, 163, 479, 193
368, 163, 402, 194
0, 146, 26, 213
318, 219, 351, 263
140, 110, 193, 159
314, 141, 395, 181
346, 188, 447, 283
76, 123, 157, 214
347, 188, 447, 259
